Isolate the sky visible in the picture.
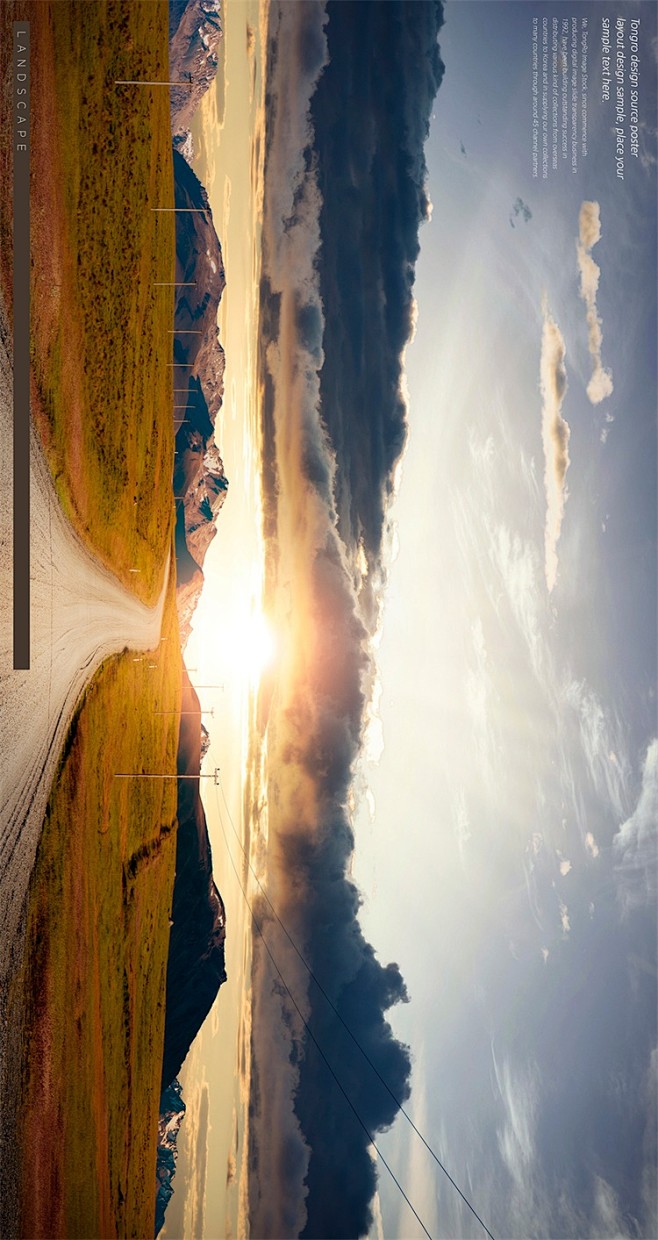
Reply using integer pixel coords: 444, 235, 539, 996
161, 2, 267, 1235
166, 2, 657, 1238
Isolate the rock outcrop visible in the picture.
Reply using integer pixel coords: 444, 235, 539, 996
155, 1080, 186, 1237
169, 0, 223, 162
172, 147, 229, 646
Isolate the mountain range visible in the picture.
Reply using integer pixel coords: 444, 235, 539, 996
155, 3, 228, 1229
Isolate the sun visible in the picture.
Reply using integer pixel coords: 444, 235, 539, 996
186, 556, 276, 697
217, 604, 278, 691
242, 609, 277, 682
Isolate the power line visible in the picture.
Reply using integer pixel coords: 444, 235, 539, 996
113, 769, 220, 782
212, 785, 434, 1240
114, 79, 194, 87
215, 778, 496, 1240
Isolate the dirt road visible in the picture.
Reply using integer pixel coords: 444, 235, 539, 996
0, 300, 169, 963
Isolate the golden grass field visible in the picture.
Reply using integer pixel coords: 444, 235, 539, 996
1, 0, 176, 605
1, 2, 184, 1235
17, 579, 181, 1239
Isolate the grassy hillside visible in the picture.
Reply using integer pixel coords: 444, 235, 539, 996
17, 576, 181, 1239
0, 2, 185, 1235
0, 0, 175, 604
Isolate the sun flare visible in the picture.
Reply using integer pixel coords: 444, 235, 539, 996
219, 605, 277, 689
244, 609, 277, 681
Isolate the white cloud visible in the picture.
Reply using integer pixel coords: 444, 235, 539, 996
577, 202, 614, 405
368, 1187, 385, 1240
489, 522, 546, 679
452, 788, 472, 861
397, 1053, 441, 1240
464, 617, 506, 807
642, 1048, 658, 1234
563, 679, 630, 820
613, 739, 658, 914
585, 831, 600, 859
591, 1175, 631, 1238
492, 1054, 540, 1193
539, 308, 571, 591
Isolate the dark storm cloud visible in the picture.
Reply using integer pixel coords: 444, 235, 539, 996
310, 0, 445, 628
250, 2, 445, 1236
283, 845, 412, 1240
251, 826, 412, 1240
296, 299, 324, 360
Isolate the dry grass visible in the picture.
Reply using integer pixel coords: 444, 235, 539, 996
0, 2, 186, 1234
0, 0, 176, 604
17, 578, 182, 1239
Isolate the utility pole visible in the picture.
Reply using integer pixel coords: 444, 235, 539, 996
154, 707, 215, 717
115, 78, 194, 87
114, 768, 221, 784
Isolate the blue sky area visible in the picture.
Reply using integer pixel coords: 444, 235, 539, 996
353, 4, 657, 1237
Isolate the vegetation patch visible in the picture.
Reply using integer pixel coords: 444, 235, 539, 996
0, 0, 175, 604
17, 573, 182, 1240
0, 2, 185, 1234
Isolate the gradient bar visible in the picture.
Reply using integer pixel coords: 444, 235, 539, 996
13, 22, 30, 670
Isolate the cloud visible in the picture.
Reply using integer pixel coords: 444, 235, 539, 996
484, 1028, 657, 1240
452, 788, 472, 861
492, 1053, 540, 1194
509, 196, 532, 228
250, 5, 331, 1231
490, 522, 546, 678
642, 1048, 658, 1234
563, 680, 631, 822
578, 199, 602, 250
191, 1085, 209, 1240
369, 1186, 385, 1240
590, 1175, 634, 1238
250, 2, 445, 1235
397, 1061, 441, 1240
613, 739, 658, 914
431, 330, 656, 1240
539, 308, 571, 591
585, 831, 600, 858
306, 0, 445, 636
173, 1072, 210, 1240
577, 202, 614, 405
